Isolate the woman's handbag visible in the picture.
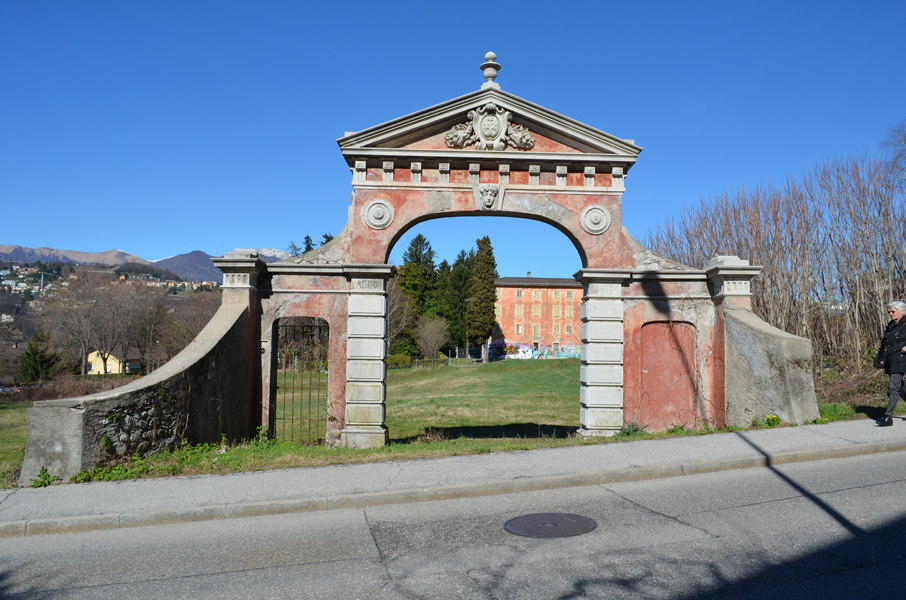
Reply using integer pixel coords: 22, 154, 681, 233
874, 348, 886, 369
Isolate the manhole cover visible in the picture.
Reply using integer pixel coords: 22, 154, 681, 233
503, 513, 597, 538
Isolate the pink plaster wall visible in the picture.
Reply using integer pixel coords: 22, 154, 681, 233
350, 187, 634, 268
262, 275, 350, 437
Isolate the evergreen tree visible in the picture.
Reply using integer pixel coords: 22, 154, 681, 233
423, 259, 452, 318
445, 250, 474, 349
466, 236, 498, 361
320, 233, 334, 246
303, 236, 315, 252
17, 330, 59, 383
397, 234, 437, 312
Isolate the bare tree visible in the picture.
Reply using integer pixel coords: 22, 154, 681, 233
414, 315, 449, 359
644, 149, 904, 373
91, 283, 141, 376
165, 290, 222, 355
385, 275, 416, 353
883, 120, 906, 193
42, 272, 103, 375
128, 287, 171, 374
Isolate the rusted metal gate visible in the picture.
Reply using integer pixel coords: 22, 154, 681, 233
275, 318, 329, 444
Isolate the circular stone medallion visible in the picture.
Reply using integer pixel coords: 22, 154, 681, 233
362, 199, 394, 230
580, 204, 612, 235
504, 513, 598, 538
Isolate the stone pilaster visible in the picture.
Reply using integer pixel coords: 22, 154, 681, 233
341, 266, 394, 449
211, 249, 267, 438
575, 269, 631, 436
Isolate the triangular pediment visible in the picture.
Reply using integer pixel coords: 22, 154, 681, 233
338, 88, 641, 161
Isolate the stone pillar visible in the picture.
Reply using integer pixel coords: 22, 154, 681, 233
575, 270, 631, 436
211, 249, 267, 437
704, 255, 762, 309
341, 266, 394, 448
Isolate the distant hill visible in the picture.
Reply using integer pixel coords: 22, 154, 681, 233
153, 250, 287, 281
0, 245, 147, 266
153, 251, 222, 282
0, 245, 288, 281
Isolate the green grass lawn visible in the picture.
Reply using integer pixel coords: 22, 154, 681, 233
0, 399, 31, 486
386, 358, 580, 440
274, 370, 329, 444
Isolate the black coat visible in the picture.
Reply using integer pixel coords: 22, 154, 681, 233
881, 319, 906, 374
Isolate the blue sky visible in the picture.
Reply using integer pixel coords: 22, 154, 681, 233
1, 1, 903, 277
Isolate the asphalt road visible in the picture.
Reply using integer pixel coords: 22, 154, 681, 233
3, 450, 906, 599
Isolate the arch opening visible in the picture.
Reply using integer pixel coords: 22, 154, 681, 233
385, 214, 588, 272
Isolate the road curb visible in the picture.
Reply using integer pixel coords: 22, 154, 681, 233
5, 438, 906, 538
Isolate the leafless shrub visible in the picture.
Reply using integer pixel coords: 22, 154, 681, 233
644, 148, 904, 373
17, 370, 130, 402
414, 315, 449, 359
386, 275, 416, 353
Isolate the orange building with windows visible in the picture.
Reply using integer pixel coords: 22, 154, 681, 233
494, 276, 583, 358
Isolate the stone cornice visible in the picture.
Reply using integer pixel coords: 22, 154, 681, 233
341, 147, 638, 167
350, 181, 625, 196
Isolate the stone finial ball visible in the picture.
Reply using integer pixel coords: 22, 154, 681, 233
485, 51, 496, 61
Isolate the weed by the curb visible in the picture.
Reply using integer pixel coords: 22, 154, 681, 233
30, 466, 60, 488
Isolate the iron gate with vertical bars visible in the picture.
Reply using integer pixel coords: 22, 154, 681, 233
275, 318, 329, 444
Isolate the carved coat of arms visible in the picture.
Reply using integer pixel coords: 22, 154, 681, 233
445, 102, 535, 151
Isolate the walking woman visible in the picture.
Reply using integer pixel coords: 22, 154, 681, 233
877, 301, 906, 426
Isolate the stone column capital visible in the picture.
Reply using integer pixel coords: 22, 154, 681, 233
212, 249, 267, 290
704, 255, 761, 301
574, 269, 632, 299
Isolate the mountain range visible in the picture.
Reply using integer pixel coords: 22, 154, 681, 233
0, 245, 289, 282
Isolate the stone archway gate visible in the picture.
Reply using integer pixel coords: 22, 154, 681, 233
214, 53, 819, 449
21, 54, 819, 482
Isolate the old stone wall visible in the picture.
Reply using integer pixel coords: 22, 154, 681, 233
19, 301, 255, 484
723, 307, 819, 426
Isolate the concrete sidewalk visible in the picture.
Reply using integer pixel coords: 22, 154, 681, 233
2, 418, 905, 537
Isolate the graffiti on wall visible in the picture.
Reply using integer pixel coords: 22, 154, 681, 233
502, 342, 581, 359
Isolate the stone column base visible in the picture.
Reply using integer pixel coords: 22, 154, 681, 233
340, 426, 389, 449
577, 427, 619, 438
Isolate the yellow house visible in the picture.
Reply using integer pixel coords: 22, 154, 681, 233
86, 351, 124, 375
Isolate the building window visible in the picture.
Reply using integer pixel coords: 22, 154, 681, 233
516, 289, 523, 299
553, 290, 561, 299
566, 325, 572, 335
515, 304, 523, 317
553, 343, 559, 352
533, 323, 540, 335
495, 305, 501, 316
566, 306, 573, 318
567, 291, 573, 300
532, 305, 540, 317
533, 290, 541, 300
554, 324, 561, 335
516, 324, 523, 335
553, 306, 561, 318
496, 289, 502, 299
